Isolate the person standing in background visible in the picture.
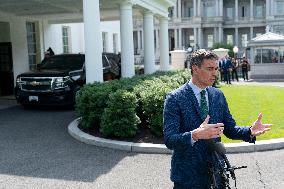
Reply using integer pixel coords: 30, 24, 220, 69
241, 57, 250, 81
231, 58, 239, 82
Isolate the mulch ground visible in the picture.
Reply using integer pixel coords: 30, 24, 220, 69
78, 124, 164, 144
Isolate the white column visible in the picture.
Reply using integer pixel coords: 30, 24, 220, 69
214, 27, 218, 42
178, 28, 182, 48
215, 0, 219, 16
219, 27, 223, 43
174, 29, 178, 49
198, 28, 202, 48
197, 0, 201, 16
250, 27, 254, 40
178, 0, 182, 18
194, 27, 198, 46
141, 30, 144, 50
83, 0, 103, 83
235, 27, 239, 46
173, 3, 177, 18
220, 0, 223, 17
143, 10, 155, 74
250, 0, 254, 21
137, 30, 141, 52
193, 0, 196, 16
159, 17, 170, 71
266, 0, 270, 17
155, 30, 159, 50
235, 0, 238, 22
250, 47, 254, 64
270, 0, 274, 16
120, 1, 135, 78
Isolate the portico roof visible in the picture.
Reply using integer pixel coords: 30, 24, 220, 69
248, 32, 284, 47
0, 0, 175, 23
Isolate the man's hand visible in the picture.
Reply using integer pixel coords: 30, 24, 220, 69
192, 115, 224, 141
250, 113, 272, 136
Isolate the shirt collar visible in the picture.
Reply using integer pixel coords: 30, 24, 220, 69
188, 79, 207, 96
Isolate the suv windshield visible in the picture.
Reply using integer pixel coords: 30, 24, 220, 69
40, 55, 84, 71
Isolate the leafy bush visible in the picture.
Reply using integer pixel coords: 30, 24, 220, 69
75, 80, 122, 129
100, 90, 140, 138
75, 69, 191, 137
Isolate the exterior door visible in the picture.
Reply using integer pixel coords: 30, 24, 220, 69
0, 42, 13, 96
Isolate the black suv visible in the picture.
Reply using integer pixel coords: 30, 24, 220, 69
15, 53, 121, 106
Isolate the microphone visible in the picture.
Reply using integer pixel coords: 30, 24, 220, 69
206, 139, 226, 155
206, 139, 236, 180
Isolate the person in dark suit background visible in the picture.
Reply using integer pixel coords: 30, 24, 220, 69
223, 56, 232, 84
163, 49, 272, 189
218, 58, 224, 82
241, 57, 250, 81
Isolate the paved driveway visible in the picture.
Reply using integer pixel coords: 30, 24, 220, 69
0, 99, 283, 189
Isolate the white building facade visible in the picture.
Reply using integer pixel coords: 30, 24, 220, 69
0, 0, 175, 96
134, 0, 284, 58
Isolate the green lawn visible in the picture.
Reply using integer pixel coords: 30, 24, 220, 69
219, 85, 284, 143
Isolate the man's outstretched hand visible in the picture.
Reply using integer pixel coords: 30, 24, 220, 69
250, 113, 272, 136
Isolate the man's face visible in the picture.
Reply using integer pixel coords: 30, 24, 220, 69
192, 59, 218, 88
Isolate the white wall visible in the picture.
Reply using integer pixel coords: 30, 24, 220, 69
43, 22, 63, 55
42, 21, 121, 54
0, 12, 29, 83
100, 21, 121, 53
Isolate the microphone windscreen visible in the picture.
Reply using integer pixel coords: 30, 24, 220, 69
206, 139, 226, 155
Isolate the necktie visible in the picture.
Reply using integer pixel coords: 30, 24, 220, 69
200, 90, 208, 120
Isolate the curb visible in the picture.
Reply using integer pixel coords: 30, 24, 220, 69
68, 118, 284, 154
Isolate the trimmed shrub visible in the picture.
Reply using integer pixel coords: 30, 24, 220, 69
75, 69, 191, 137
100, 90, 140, 138
75, 80, 122, 129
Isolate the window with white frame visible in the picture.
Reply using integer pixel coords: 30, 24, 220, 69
255, 5, 263, 17
102, 32, 108, 52
207, 35, 213, 48
275, 0, 284, 15
226, 7, 234, 18
188, 7, 193, 17
241, 34, 248, 47
26, 22, 37, 70
226, 35, 233, 45
62, 26, 71, 53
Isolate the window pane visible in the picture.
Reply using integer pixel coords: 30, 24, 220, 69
241, 34, 248, 47
255, 5, 263, 17
226, 7, 234, 18
255, 49, 261, 63
208, 35, 213, 48
227, 35, 233, 45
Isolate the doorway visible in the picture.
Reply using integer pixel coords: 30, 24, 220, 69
0, 42, 14, 96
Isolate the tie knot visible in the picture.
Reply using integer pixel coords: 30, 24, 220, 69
200, 90, 206, 96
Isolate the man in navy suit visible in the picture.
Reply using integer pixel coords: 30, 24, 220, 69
223, 56, 232, 84
163, 49, 272, 189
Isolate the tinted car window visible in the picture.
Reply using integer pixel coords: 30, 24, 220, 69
41, 55, 84, 71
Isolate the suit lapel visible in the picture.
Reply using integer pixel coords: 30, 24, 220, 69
207, 87, 214, 118
184, 83, 202, 119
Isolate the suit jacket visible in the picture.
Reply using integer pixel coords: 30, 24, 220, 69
163, 82, 255, 187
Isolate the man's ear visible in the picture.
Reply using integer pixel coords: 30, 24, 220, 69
191, 65, 198, 73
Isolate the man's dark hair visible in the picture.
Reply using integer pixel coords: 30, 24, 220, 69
189, 49, 218, 72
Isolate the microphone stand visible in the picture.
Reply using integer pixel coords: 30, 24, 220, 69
207, 140, 247, 189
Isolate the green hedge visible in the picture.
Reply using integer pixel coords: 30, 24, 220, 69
75, 69, 191, 138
